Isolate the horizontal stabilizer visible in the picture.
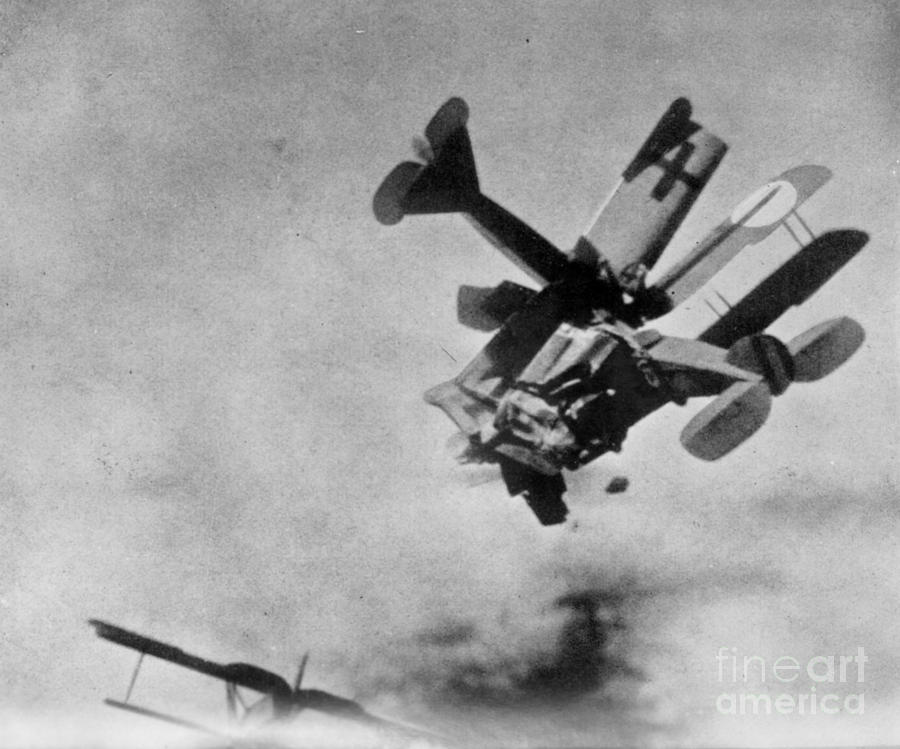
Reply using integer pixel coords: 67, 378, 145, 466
787, 317, 865, 382
372, 162, 425, 225
681, 380, 771, 461
457, 280, 537, 331
373, 98, 479, 225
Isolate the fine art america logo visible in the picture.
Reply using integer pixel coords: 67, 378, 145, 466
716, 647, 867, 716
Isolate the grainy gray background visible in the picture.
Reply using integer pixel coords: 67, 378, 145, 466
0, 1, 896, 746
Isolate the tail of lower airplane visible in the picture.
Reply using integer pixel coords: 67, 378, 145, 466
680, 317, 864, 460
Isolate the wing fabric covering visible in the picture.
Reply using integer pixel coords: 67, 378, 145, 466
656, 165, 833, 307
575, 98, 727, 283
89, 619, 292, 697
698, 229, 869, 348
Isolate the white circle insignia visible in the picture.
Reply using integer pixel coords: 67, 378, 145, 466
729, 180, 798, 228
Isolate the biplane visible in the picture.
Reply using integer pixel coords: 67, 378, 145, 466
373, 97, 868, 525
89, 619, 437, 744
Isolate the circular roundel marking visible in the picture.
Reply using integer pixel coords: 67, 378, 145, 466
729, 180, 798, 228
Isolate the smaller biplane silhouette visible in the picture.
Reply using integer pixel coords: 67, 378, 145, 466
374, 97, 868, 524
90, 619, 439, 744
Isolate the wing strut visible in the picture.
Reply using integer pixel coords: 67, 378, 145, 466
104, 699, 226, 738
124, 652, 144, 703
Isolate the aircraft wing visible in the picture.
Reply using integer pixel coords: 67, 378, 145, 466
573, 98, 727, 287
654, 165, 833, 308
697, 229, 868, 348
102, 699, 228, 738
89, 619, 291, 696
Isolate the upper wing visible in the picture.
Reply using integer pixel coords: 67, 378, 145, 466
89, 619, 291, 696
654, 165, 833, 308
573, 98, 727, 286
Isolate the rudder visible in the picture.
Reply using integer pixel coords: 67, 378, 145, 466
373, 98, 479, 225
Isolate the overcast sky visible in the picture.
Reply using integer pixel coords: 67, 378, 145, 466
0, 2, 896, 747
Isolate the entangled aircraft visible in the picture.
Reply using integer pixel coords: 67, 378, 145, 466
373, 97, 867, 524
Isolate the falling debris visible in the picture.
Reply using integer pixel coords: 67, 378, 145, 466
605, 476, 629, 494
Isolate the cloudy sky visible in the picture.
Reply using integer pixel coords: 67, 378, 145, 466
0, 2, 896, 747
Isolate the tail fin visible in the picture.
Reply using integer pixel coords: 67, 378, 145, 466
374, 98, 571, 284
373, 98, 479, 224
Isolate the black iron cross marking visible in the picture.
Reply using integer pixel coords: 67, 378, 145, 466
651, 140, 702, 200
